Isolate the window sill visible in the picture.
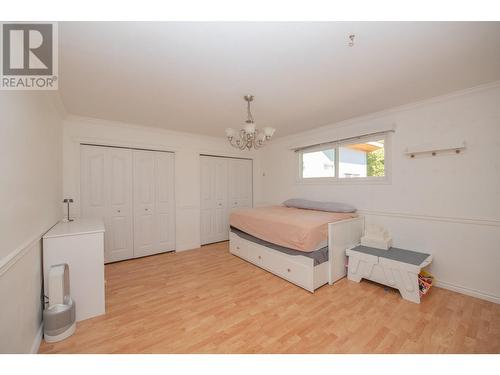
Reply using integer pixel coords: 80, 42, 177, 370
295, 176, 391, 185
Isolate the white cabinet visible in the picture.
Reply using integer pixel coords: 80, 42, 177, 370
81, 145, 175, 262
43, 219, 105, 321
200, 156, 252, 245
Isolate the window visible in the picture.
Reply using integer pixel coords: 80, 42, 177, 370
339, 139, 385, 178
301, 148, 335, 178
299, 135, 387, 181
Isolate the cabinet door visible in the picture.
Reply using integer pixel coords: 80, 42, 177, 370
133, 150, 156, 257
81, 145, 134, 263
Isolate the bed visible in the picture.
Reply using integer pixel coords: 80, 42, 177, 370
229, 205, 364, 292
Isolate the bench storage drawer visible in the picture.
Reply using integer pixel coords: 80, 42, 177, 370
346, 245, 432, 304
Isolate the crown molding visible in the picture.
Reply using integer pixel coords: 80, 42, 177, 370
271, 79, 500, 147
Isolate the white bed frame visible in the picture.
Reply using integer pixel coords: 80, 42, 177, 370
229, 216, 364, 292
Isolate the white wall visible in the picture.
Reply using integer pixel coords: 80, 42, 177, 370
0, 91, 64, 353
260, 83, 500, 303
62, 116, 263, 252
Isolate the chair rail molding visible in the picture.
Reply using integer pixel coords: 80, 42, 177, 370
357, 209, 500, 227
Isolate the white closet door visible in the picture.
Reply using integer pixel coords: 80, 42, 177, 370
228, 158, 253, 210
133, 151, 156, 257
155, 152, 175, 252
133, 150, 175, 257
81, 145, 134, 263
236, 158, 253, 208
200, 156, 252, 245
81, 146, 107, 220
106, 148, 134, 262
200, 156, 229, 245
200, 156, 215, 244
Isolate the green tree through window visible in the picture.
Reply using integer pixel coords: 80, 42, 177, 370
367, 148, 384, 177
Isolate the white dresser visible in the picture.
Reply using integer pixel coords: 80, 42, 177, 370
43, 219, 105, 321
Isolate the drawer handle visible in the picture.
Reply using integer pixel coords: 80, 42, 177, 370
287, 268, 291, 273
236, 246, 240, 249
117, 209, 121, 213
258, 255, 261, 259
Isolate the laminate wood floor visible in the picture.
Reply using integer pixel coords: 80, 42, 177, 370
39, 242, 500, 354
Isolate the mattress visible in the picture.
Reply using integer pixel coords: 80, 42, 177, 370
230, 226, 329, 266
229, 206, 357, 252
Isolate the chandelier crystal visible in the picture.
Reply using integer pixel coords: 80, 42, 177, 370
225, 95, 275, 150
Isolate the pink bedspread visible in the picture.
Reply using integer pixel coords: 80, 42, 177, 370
229, 206, 357, 252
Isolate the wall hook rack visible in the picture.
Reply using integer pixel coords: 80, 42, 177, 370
405, 141, 466, 158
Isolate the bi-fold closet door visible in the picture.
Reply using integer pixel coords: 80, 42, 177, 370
133, 150, 175, 258
81, 145, 175, 263
200, 156, 253, 245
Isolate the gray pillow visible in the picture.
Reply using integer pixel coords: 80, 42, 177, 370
283, 198, 356, 213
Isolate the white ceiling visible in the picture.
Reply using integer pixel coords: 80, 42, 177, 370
59, 22, 500, 137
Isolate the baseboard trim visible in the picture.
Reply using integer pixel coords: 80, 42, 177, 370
435, 280, 500, 304
30, 323, 44, 354
176, 243, 202, 252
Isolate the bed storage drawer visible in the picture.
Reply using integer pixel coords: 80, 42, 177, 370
245, 243, 264, 265
265, 251, 312, 290
229, 232, 317, 292
229, 234, 248, 259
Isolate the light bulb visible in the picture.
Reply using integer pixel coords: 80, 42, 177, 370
244, 123, 256, 135
263, 127, 275, 137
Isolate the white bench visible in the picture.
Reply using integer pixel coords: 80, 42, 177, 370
346, 245, 432, 303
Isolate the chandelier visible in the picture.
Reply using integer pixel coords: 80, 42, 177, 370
225, 95, 276, 150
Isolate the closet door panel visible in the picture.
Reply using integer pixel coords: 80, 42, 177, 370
214, 207, 227, 239
227, 158, 253, 210
81, 146, 134, 263
213, 158, 228, 240
200, 209, 214, 242
228, 159, 240, 209
237, 159, 253, 208
81, 146, 107, 216
133, 151, 156, 257
106, 148, 134, 262
200, 157, 215, 210
156, 152, 175, 251
133, 150, 176, 257
214, 158, 228, 204
200, 156, 229, 245
200, 156, 215, 244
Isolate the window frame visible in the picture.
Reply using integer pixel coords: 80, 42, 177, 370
296, 133, 391, 185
